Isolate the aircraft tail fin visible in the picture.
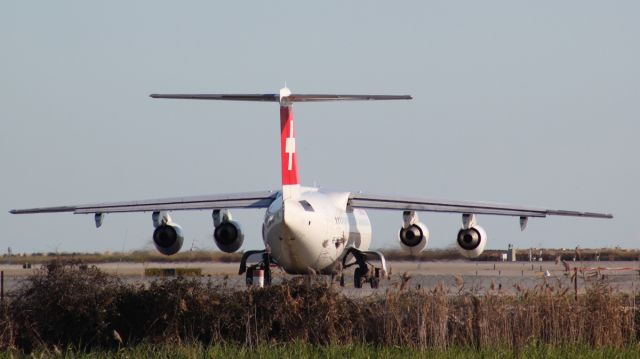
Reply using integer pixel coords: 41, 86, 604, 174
151, 87, 412, 200
280, 100, 300, 200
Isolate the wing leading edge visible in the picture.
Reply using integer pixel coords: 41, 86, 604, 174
10, 191, 278, 215
348, 192, 613, 219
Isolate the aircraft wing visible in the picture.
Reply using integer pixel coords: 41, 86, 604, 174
10, 190, 278, 215
348, 192, 613, 219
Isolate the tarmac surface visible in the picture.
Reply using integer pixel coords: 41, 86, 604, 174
1, 260, 639, 296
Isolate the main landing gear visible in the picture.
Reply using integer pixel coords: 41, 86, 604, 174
239, 250, 277, 287
339, 248, 388, 289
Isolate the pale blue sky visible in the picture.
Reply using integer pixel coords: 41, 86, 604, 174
1, 1, 637, 254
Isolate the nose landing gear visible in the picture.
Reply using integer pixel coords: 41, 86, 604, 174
340, 248, 388, 289
239, 250, 277, 287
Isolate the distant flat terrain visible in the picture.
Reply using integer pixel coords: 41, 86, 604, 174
2, 260, 639, 295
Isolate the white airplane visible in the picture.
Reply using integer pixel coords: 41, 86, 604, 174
11, 87, 612, 287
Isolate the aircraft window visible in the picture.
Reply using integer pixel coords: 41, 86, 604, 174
299, 200, 314, 212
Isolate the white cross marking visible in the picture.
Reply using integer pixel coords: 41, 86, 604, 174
285, 120, 295, 171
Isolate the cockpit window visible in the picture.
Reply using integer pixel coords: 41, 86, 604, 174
299, 200, 314, 212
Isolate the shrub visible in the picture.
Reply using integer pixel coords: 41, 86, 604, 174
1, 261, 637, 353
8, 261, 122, 351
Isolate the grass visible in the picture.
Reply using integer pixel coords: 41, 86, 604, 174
1, 343, 640, 359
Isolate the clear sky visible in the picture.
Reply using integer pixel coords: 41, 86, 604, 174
1, 1, 637, 254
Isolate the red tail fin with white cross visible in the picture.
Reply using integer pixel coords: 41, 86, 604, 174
280, 104, 300, 198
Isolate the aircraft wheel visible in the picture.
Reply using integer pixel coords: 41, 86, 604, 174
370, 277, 380, 289
264, 265, 271, 286
354, 268, 366, 288
245, 267, 253, 287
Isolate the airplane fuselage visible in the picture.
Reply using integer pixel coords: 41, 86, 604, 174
262, 187, 372, 274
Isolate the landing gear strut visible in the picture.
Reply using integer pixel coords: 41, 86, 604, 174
239, 250, 277, 287
340, 248, 388, 289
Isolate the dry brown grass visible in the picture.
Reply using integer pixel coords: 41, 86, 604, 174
0, 261, 637, 352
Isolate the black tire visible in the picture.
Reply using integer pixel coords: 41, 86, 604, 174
245, 267, 253, 287
370, 277, 380, 289
264, 265, 271, 286
354, 268, 366, 289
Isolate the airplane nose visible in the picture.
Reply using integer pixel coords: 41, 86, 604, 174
279, 199, 320, 271
270, 198, 338, 274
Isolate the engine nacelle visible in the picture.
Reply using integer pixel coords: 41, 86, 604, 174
214, 221, 244, 253
398, 222, 429, 255
153, 223, 184, 256
456, 224, 487, 258
212, 209, 244, 253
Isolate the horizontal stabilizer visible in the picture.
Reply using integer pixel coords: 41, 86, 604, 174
150, 94, 279, 101
288, 94, 412, 102
150, 93, 412, 102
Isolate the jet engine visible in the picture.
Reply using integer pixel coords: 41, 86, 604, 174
213, 209, 244, 253
456, 214, 487, 258
398, 211, 429, 254
152, 212, 184, 256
